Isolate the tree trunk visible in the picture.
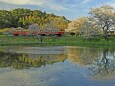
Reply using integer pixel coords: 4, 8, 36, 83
102, 25, 108, 40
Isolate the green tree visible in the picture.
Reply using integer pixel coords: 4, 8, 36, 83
0, 10, 13, 28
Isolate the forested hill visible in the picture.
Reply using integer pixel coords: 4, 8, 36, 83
0, 8, 69, 30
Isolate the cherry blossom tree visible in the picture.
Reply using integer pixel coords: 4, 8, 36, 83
89, 5, 115, 36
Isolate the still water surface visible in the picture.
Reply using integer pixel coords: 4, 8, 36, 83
0, 46, 115, 86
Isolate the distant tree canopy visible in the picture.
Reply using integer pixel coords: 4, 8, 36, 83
67, 5, 115, 36
89, 5, 115, 36
68, 17, 100, 36
0, 8, 69, 31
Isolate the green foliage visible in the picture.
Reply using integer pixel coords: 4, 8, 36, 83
0, 10, 13, 28
0, 8, 69, 30
0, 51, 67, 69
0, 35, 114, 46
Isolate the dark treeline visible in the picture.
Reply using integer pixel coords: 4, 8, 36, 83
0, 8, 69, 30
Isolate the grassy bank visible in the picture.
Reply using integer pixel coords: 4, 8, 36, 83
0, 35, 115, 47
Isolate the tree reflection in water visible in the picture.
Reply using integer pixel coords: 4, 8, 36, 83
0, 46, 115, 80
89, 49, 115, 80
0, 52, 67, 69
67, 47, 101, 66
67, 47, 115, 80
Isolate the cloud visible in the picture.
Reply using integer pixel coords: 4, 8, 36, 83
97, 0, 115, 9
0, 0, 69, 11
0, 0, 30, 5
1, 0, 110, 20
111, 4, 115, 8
82, 0, 93, 4
106, 1, 115, 8
0, 0, 45, 7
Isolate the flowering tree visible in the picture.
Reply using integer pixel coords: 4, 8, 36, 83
28, 24, 40, 32
89, 5, 115, 36
67, 17, 100, 36
68, 17, 87, 34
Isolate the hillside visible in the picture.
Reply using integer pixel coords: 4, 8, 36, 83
0, 8, 69, 31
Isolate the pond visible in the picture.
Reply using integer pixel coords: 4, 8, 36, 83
0, 46, 115, 86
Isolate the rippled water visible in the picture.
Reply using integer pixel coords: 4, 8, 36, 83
0, 46, 115, 86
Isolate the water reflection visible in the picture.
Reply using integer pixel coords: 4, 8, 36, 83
0, 46, 115, 86
89, 49, 115, 80
0, 52, 67, 69
67, 47, 115, 80
67, 47, 101, 66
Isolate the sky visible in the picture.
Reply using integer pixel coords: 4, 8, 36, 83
0, 0, 115, 20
